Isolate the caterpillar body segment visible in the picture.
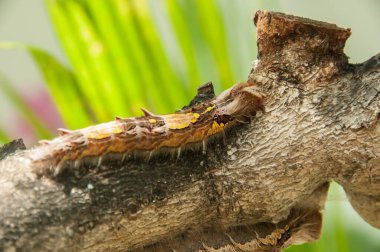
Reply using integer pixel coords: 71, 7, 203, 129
29, 82, 264, 177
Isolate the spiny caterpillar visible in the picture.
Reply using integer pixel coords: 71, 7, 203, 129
29, 81, 263, 177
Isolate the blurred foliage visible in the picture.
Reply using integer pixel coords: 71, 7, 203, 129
0, 127, 10, 143
0, 0, 257, 134
0, 69, 52, 139
0, 0, 379, 251
44, 0, 252, 126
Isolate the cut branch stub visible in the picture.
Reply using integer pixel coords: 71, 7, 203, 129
250, 10, 380, 231
252, 10, 352, 84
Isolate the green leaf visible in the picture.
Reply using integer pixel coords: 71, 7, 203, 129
84, 0, 148, 115
111, 0, 173, 113
0, 69, 52, 139
0, 127, 10, 144
164, 0, 201, 91
0, 42, 93, 130
47, 0, 115, 121
193, 0, 235, 90
113, 0, 190, 113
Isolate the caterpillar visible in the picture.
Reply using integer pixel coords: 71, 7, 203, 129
28, 81, 263, 177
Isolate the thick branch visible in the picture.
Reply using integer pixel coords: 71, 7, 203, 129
1, 10, 379, 252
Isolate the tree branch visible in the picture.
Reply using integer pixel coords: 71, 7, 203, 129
1, 10, 379, 252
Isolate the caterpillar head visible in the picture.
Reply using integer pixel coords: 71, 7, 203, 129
215, 82, 264, 123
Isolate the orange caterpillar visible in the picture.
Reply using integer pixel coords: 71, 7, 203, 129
29, 82, 263, 177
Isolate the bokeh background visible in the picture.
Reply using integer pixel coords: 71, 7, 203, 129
0, 0, 379, 251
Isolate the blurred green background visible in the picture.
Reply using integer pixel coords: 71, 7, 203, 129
0, 0, 379, 251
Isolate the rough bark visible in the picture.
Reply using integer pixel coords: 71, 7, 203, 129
1, 10, 380, 252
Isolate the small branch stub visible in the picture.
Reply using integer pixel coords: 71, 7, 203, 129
252, 10, 352, 84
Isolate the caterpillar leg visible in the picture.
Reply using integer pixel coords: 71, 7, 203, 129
96, 156, 103, 167
176, 147, 181, 161
202, 139, 207, 154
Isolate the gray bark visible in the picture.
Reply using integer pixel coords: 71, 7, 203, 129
0, 10, 379, 252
